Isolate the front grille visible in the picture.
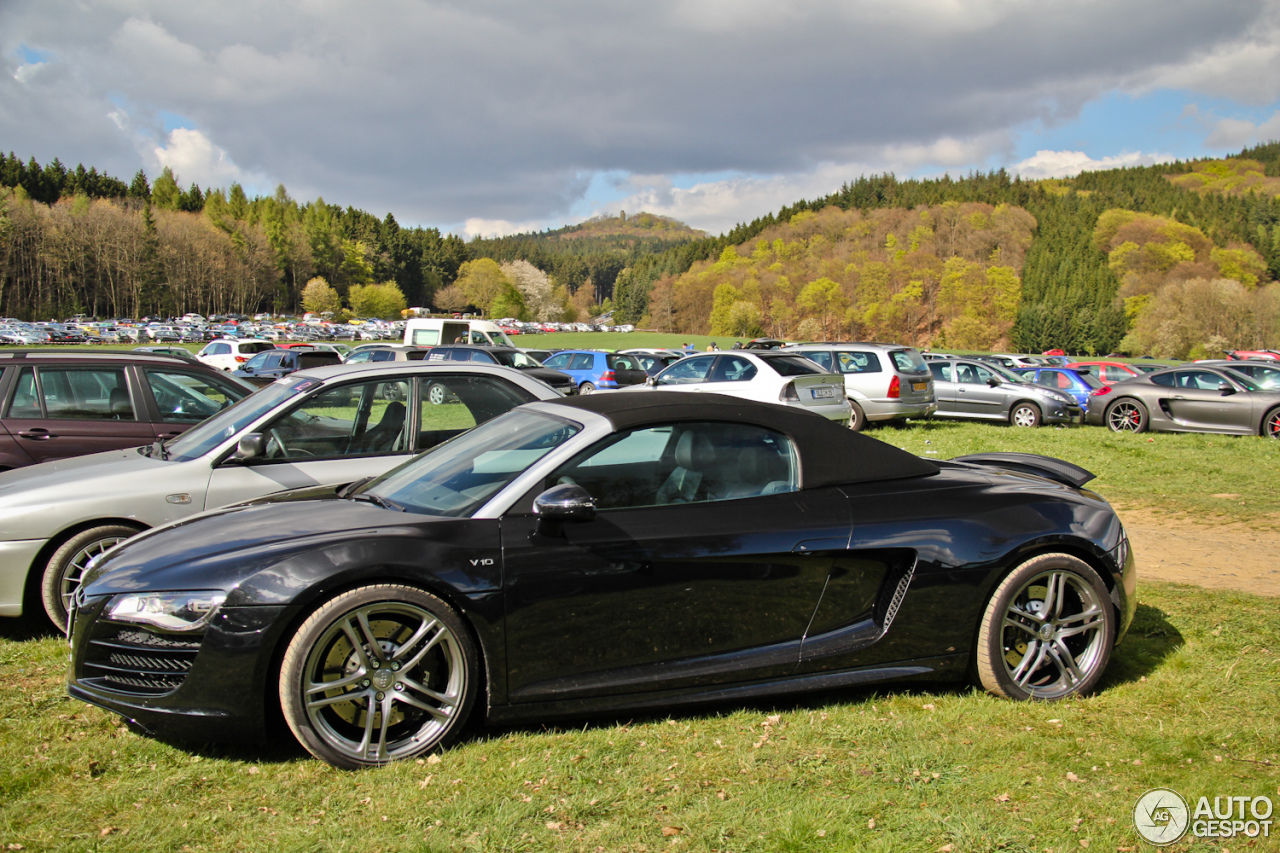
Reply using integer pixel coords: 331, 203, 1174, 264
81, 625, 202, 696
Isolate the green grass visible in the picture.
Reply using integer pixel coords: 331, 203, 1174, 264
1, 582, 1276, 852
866, 418, 1280, 523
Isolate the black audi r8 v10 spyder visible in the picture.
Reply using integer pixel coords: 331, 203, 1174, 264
68, 392, 1136, 768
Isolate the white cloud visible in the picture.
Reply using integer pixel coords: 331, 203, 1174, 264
1205, 112, 1280, 150
1010, 149, 1175, 180
461, 218, 548, 240
152, 127, 267, 191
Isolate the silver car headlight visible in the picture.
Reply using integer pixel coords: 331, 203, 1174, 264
106, 591, 228, 632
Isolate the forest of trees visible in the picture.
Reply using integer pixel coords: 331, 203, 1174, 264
3, 144, 1280, 357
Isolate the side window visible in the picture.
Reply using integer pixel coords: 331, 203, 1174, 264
146, 369, 248, 423
18, 367, 134, 420
709, 355, 757, 382
417, 375, 537, 451
928, 362, 952, 382
804, 351, 833, 370
550, 422, 797, 509
569, 353, 595, 371
657, 356, 714, 385
955, 363, 992, 385
371, 350, 395, 362
262, 380, 411, 460
1149, 372, 1176, 387
542, 353, 569, 369
1056, 373, 1072, 390
211, 343, 230, 356
837, 351, 879, 373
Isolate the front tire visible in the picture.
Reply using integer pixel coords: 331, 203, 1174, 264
1009, 402, 1041, 427
42, 524, 139, 632
975, 553, 1115, 700
1106, 398, 1148, 433
279, 584, 479, 769
579, 382, 596, 395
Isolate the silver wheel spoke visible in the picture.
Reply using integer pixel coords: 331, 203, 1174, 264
1011, 640, 1046, 686
305, 669, 367, 703
354, 611, 386, 665
399, 675, 457, 708
390, 619, 445, 671
1057, 606, 1104, 637
395, 682, 456, 721
1047, 639, 1084, 685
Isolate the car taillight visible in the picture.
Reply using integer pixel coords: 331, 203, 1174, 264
1090, 386, 1112, 398
888, 375, 901, 398
780, 382, 800, 402
235, 356, 248, 362
601, 370, 615, 383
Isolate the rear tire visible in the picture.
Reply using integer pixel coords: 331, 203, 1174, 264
847, 400, 866, 432
975, 553, 1115, 700
1263, 407, 1280, 439
42, 524, 139, 633
1105, 398, 1148, 433
279, 584, 479, 769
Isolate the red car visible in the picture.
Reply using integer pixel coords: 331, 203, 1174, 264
1066, 361, 1142, 385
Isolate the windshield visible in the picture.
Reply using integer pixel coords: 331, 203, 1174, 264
164, 379, 313, 461
987, 363, 1035, 384
363, 409, 580, 517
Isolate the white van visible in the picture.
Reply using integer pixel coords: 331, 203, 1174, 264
403, 318, 515, 348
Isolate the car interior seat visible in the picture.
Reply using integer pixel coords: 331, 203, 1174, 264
356, 402, 406, 453
109, 387, 134, 419
655, 430, 716, 504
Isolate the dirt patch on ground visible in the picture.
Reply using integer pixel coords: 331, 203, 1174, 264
1117, 507, 1280, 597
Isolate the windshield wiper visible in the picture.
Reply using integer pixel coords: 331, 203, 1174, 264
350, 492, 404, 511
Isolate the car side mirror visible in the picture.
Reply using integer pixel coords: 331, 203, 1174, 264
987, 376, 1002, 387
533, 483, 596, 537
1218, 382, 1235, 395
646, 375, 658, 387
230, 432, 267, 463
240, 365, 254, 374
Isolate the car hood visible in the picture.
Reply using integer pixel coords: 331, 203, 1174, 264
0, 445, 148, 489
80, 495, 450, 601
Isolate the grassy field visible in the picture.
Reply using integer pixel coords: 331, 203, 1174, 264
1, 582, 1276, 852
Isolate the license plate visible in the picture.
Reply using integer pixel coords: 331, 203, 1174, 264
811, 386, 836, 399
912, 381, 928, 392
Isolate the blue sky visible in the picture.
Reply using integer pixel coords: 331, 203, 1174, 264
3, 1, 1279, 238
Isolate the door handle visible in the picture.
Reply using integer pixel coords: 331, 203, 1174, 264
18, 429, 54, 440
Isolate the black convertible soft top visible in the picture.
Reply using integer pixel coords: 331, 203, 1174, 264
537, 391, 939, 487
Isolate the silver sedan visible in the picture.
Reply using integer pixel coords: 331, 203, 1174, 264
0, 362, 563, 631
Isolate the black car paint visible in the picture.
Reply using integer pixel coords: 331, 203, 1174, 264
68, 453, 1133, 744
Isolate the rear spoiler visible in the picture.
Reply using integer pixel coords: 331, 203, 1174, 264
949, 452, 1096, 488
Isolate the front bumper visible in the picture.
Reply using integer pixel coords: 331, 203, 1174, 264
67, 595, 298, 743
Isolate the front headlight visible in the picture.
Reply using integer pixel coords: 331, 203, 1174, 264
106, 591, 227, 632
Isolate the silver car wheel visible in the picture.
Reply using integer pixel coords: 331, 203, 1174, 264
43, 525, 137, 633
976, 554, 1115, 701
1106, 399, 1148, 433
280, 585, 477, 768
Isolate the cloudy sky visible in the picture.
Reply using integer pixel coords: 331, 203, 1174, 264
3, 1, 1279, 239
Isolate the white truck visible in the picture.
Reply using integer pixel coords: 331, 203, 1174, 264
403, 318, 515, 348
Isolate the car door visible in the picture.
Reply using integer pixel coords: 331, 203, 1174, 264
1160, 369, 1252, 432
500, 421, 850, 702
2, 365, 155, 464
928, 362, 958, 413
952, 361, 1007, 418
